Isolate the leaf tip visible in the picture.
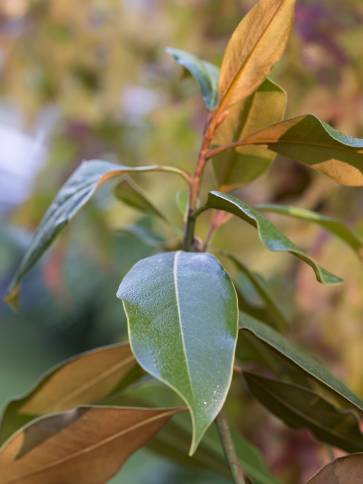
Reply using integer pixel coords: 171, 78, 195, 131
4, 284, 21, 311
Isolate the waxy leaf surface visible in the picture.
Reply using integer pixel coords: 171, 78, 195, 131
0, 343, 138, 445
308, 453, 363, 484
239, 313, 363, 414
243, 115, 363, 185
206, 191, 342, 285
6, 160, 184, 306
0, 406, 179, 483
166, 47, 219, 110
213, 79, 287, 189
117, 251, 239, 454
244, 372, 363, 453
217, 0, 295, 113
256, 203, 363, 258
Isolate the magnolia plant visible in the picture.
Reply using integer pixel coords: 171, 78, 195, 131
2, 0, 363, 482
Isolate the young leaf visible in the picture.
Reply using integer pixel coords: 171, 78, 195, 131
217, 0, 295, 114
205, 191, 342, 285
117, 251, 239, 454
244, 372, 363, 453
213, 79, 287, 190
0, 406, 180, 483
114, 176, 167, 221
239, 313, 363, 414
242, 115, 363, 186
166, 47, 219, 110
5, 160, 188, 307
308, 453, 363, 484
256, 203, 363, 259
0, 343, 139, 445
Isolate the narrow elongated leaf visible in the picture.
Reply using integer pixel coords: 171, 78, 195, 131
243, 115, 363, 186
166, 47, 219, 110
206, 191, 342, 285
239, 313, 363, 414
256, 204, 363, 258
308, 454, 363, 484
0, 406, 180, 483
6, 160, 186, 307
244, 372, 363, 453
217, 0, 295, 114
213, 79, 287, 189
117, 251, 239, 454
227, 253, 289, 330
0, 343, 139, 445
114, 176, 167, 221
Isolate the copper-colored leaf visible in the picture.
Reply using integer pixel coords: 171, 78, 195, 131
0, 406, 180, 484
217, 0, 295, 114
308, 453, 363, 483
0, 343, 138, 445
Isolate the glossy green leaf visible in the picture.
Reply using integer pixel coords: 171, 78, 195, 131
256, 203, 363, 259
117, 251, 239, 454
239, 313, 363, 414
0, 406, 180, 483
205, 191, 342, 285
6, 160, 186, 307
308, 453, 363, 484
166, 47, 219, 110
114, 176, 167, 221
226, 253, 289, 330
244, 372, 363, 453
242, 115, 363, 186
0, 343, 140, 445
213, 79, 287, 190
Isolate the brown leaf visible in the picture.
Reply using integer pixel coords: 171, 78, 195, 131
0, 406, 180, 484
217, 0, 295, 114
308, 453, 363, 483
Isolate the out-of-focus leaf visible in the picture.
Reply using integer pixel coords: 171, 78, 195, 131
244, 372, 363, 453
308, 453, 363, 484
239, 313, 363, 414
114, 176, 167, 221
242, 115, 363, 186
176, 190, 189, 221
216, 0, 295, 115
0, 406, 180, 483
117, 251, 239, 454
6, 160, 188, 307
256, 203, 363, 259
0, 343, 139, 445
166, 47, 219, 110
231, 430, 281, 484
213, 79, 287, 190
226, 253, 289, 330
205, 191, 342, 285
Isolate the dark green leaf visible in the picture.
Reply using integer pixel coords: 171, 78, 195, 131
117, 251, 239, 454
0, 343, 140, 445
166, 47, 219, 110
213, 79, 287, 190
226, 253, 289, 330
205, 191, 342, 285
308, 453, 363, 484
243, 115, 363, 186
114, 176, 167, 221
239, 313, 363, 414
6, 160, 185, 307
256, 203, 363, 259
244, 372, 363, 453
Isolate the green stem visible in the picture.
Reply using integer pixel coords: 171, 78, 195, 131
215, 410, 246, 484
183, 210, 196, 251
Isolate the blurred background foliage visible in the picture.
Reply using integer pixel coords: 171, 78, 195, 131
1, 0, 363, 482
